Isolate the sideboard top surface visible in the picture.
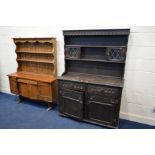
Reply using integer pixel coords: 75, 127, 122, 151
8, 72, 56, 83
58, 72, 123, 87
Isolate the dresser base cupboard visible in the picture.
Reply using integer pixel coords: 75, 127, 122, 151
8, 73, 57, 109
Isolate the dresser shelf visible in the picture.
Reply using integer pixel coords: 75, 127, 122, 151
65, 45, 127, 48
16, 51, 53, 54
17, 58, 54, 64
65, 58, 125, 64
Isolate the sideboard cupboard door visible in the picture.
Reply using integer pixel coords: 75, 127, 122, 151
59, 89, 84, 120
38, 82, 52, 102
18, 80, 29, 98
17, 79, 38, 100
86, 96, 116, 125
28, 83, 38, 100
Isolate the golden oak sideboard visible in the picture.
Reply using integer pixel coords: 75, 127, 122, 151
8, 38, 57, 110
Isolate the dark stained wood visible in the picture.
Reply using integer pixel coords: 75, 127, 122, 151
58, 72, 123, 87
66, 61, 125, 77
58, 29, 130, 128
65, 58, 125, 63
65, 45, 127, 48
63, 29, 130, 36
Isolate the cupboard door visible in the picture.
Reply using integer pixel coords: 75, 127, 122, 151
28, 82, 38, 100
17, 79, 38, 99
9, 76, 18, 94
59, 89, 83, 120
86, 95, 116, 125
18, 81, 29, 98
38, 82, 52, 102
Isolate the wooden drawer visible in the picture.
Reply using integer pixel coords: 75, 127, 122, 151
87, 95, 119, 105
60, 89, 83, 101
59, 80, 85, 91
17, 79, 37, 85
87, 84, 122, 99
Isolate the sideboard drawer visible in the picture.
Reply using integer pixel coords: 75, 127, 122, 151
87, 84, 122, 99
87, 95, 119, 105
17, 79, 37, 85
59, 80, 85, 91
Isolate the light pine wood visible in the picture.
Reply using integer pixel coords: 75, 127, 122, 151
8, 38, 57, 108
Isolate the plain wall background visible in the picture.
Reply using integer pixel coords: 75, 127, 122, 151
0, 26, 155, 126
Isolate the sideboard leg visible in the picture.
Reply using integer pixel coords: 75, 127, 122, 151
17, 96, 23, 104
47, 102, 52, 111
47, 107, 52, 111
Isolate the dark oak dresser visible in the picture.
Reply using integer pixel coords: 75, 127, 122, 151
8, 38, 57, 110
58, 29, 130, 128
